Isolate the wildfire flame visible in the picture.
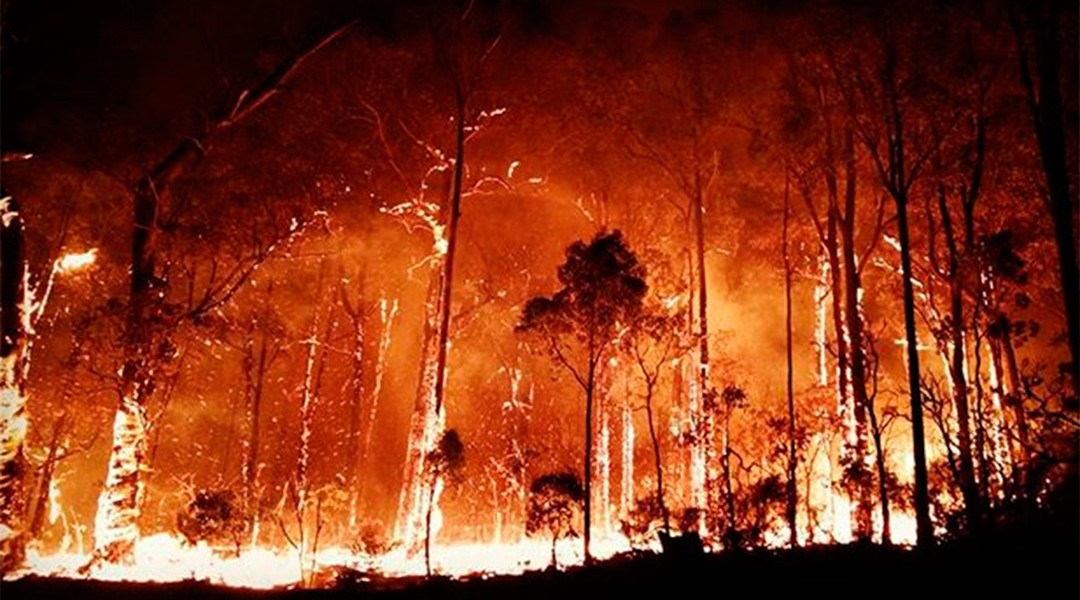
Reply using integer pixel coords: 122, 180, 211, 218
55, 249, 97, 274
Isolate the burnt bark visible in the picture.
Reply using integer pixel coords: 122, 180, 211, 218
0, 193, 28, 570
783, 172, 798, 548
1014, 0, 1079, 389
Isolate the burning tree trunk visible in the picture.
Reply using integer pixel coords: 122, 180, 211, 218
0, 193, 28, 570
691, 173, 713, 540
814, 256, 830, 387
620, 375, 634, 521
938, 186, 983, 533
92, 20, 356, 563
395, 85, 466, 558
596, 364, 612, 535
28, 413, 65, 540
396, 277, 445, 556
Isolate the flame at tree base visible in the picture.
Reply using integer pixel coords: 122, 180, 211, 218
6, 510, 919, 590
10, 534, 635, 589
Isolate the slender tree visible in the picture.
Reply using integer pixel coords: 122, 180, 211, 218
782, 173, 798, 547
518, 230, 647, 563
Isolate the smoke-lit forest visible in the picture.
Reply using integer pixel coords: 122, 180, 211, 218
1, 0, 1077, 594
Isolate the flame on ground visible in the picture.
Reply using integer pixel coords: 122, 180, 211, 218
8, 510, 918, 590
12, 534, 631, 589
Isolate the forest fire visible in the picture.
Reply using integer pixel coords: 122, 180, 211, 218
1, 0, 1077, 597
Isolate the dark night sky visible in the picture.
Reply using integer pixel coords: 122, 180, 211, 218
2, 0, 787, 164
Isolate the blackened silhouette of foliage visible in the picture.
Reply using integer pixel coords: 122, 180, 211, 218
526, 472, 584, 570
176, 489, 246, 555
424, 429, 466, 576
517, 230, 647, 563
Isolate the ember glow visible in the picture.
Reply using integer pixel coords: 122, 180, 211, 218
1, 0, 1076, 593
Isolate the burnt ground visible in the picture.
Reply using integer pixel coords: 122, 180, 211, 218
4, 525, 1077, 600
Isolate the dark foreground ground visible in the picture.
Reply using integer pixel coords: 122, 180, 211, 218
5, 525, 1077, 600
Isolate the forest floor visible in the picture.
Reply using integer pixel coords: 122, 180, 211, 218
5, 522, 1076, 599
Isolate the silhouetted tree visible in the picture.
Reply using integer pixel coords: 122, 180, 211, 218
1010, 0, 1079, 390
517, 230, 647, 563
526, 472, 584, 570
627, 306, 689, 536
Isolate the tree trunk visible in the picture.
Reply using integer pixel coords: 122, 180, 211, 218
28, 413, 66, 539
691, 173, 711, 539
583, 361, 595, 564
866, 406, 891, 546
896, 191, 934, 547
396, 278, 443, 557
0, 193, 28, 570
1016, 0, 1079, 390
95, 172, 165, 563
783, 173, 798, 548
939, 187, 983, 533
343, 297, 366, 529
814, 257, 830, 387
620, 377, 634, 521
839, 132, 874, 542
643, 376, 669, 533
242, 306, 270, 545
596, 368, 612, 535
400, 88, 466, 560
424, 475, 437, 577
721, 406, 736, 547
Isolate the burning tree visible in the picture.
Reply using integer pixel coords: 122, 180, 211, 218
517, 230, 647, 562
90, 19, 355, 563
2, 187, 97, 570
526, 472, 584, 570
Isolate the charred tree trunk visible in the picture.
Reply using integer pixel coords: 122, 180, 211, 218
865, 395, 891, 546
1014, 0, 1079, 390
691, 172, 711, 539
939, 187, 983, 533
897, 190, 933, 546
583, 357, 596, 563
242, 314, 269, 545
783, 173, 798, 548
0, 193, 28, 570
839, 133, 875, 543
642, 372, 669, 533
